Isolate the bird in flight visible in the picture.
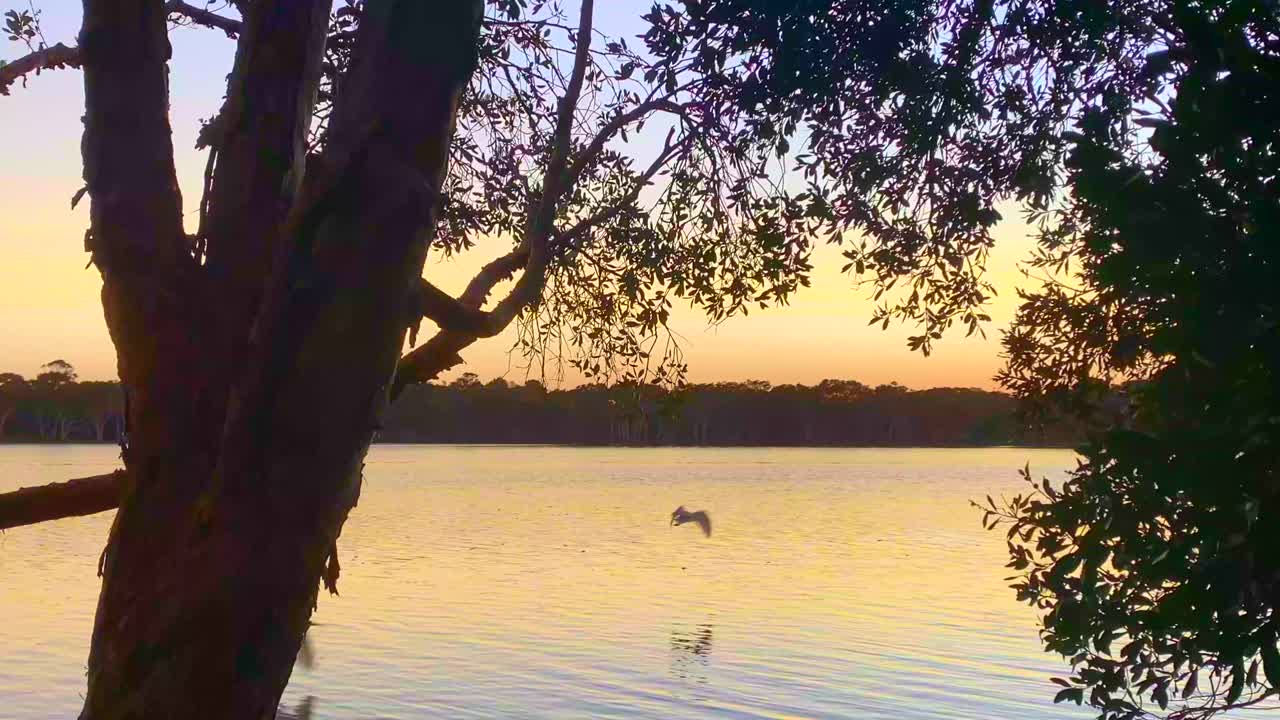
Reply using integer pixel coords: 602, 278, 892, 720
671, 506, 712, 537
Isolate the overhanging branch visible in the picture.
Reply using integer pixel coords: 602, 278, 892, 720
392, 328, 474, 398
0, 470, 124, 531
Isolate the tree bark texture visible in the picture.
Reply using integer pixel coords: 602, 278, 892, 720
73, 1, 483, 717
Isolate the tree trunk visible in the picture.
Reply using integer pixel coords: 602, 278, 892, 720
75, 1, 482, 718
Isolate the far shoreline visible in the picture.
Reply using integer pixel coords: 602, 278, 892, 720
0, 439, 1076, 450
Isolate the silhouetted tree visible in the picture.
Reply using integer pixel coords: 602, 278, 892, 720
0, 371, 26, 437
30, 360, 78, 440
652, 0, 1279, 717
940, 1, 1277, 718
76, 381, 124, 442
0, 0, 1008, 713
5, 1, 489, 714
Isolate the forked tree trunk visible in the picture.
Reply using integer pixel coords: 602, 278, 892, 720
75, 1, 482, 717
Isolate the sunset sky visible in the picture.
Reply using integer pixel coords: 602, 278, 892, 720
0, 3, 1039, 390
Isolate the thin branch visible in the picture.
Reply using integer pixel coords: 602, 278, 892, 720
564, 98, 685, 188
535, 0, 594, 214
555, 128, 689, 251
0, 42, 80, 95
0, 471, 124, 531
500, 63, 543, 140
166, 0, 243, 36
449, 0, 595, 340
484, 17, 577, 33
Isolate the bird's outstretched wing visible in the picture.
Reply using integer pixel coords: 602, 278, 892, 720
692, 511, 711, 537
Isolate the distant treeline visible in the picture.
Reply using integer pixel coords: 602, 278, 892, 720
0, 364, 1075, 447
384, 374, 1076, 446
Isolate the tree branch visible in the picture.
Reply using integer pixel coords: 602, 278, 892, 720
166, 0, 244, 36
0, 3, 239, 97
413, 246, 532, 338
394, 0, 596, 401
474, 0, 593, 332
563, 98, 684, 190
538, 0, 595, 210
392, 328, 475, 397
414, 279, 489, 334
459, 248, 531, 308
0, 42, 80, 95
80, 0, 192, 297
80, 0, 212, 470
395, 246, 529, 395
554, 128, 689, 251
0, 471, 124, 531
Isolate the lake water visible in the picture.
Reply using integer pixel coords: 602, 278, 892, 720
0, 444, 1089, 719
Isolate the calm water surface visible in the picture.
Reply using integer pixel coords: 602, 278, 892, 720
0, 444, 1089, 719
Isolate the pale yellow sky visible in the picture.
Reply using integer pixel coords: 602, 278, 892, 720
0, 5, 1037, 390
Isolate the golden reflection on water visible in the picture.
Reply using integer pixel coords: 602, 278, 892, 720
0, 445, 1089, 719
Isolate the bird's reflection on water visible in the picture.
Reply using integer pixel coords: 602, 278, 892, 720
669, 622, 714, 685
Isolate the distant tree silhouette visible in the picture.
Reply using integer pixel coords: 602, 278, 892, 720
29, 360, 79, 441
0, 370, 125, 443
0, 371, 26, 437
375, 376, 1057, 446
